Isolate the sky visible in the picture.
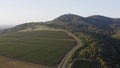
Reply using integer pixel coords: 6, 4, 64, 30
0, 0, 120, 26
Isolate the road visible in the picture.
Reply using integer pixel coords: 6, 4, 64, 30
57, 30, 81, 68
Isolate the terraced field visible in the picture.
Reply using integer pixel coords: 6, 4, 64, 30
0, 30, 76, 67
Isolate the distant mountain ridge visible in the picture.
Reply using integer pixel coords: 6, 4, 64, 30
0, 25, 14, 30
1, 14, 120, 35
45, 14, 120, 35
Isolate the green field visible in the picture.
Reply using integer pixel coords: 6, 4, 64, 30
0, 30, 76, 66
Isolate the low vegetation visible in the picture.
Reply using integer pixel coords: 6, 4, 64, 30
71, 59, 99, 68
72, 32, 120, 68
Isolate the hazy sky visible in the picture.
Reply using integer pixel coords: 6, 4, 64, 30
0, 0, 120, 25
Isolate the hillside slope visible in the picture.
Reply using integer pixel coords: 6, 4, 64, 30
1, 14, 120, 68
45, 14, 120, 68
46, 14, 120, 35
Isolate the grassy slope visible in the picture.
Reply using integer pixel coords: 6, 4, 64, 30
0, 30, 76, 66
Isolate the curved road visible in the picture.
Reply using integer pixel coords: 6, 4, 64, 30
58, 30, 81, 68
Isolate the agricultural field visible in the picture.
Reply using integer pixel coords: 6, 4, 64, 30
0, 30, 76, 67
0, 56, 51, 68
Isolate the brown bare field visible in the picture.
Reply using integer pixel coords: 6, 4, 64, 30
0, 56, 52, 68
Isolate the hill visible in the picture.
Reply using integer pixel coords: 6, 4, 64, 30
46, 14, 120, 35
2, 14, 120, 35
1, 14, 120, 68
44, 14, 120, 68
